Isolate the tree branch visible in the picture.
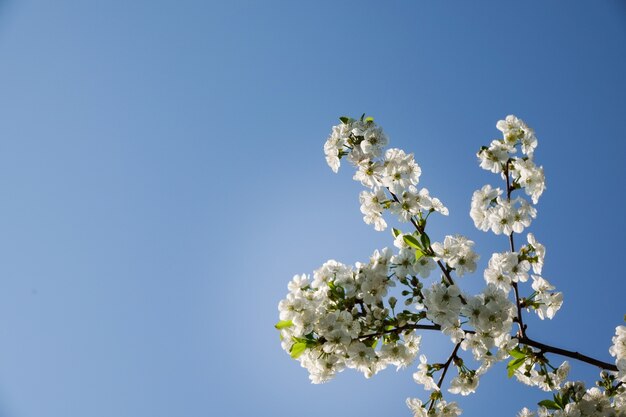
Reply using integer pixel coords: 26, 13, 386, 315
358, 321, 618, 372
518, 335, 618, 372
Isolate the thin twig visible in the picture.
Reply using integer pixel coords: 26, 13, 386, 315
428, 342, 463, 411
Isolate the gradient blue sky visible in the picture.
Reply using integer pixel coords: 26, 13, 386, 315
0, 1, 625, 416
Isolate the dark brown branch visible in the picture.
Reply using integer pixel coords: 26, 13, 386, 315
519, 335, 618, 372
358, 322, 617, 372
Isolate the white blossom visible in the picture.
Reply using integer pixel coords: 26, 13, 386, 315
470, 185, 503, 231
431, 235, 479, 276
610, 326, 626, 382
381, 148, 422, 195
406, 398, 428, 417
526, 233, 546, 274
496, 115, 536, 155
477, 140, 513, 174
423, 283, 463, 328
413, 354, 440, 391
518, 407, 536, 417
531, 275, 563, 320
448, 372, 479, 396
511, 158, 546, 204
353, 160, 384, 189
434, 400, 463, 417
359, 188, 389, 231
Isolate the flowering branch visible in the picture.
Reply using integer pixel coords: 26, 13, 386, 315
275, 114, 626, 417
388, 190, 465, 302
503, 163, 528, 340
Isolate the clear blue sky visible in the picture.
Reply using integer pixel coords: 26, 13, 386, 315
0, 1, 625, 416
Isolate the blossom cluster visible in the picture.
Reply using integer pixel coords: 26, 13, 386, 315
276, 228, 486, 388
277, 249, 422, 383
517, 376, 626, 417
324, 115, 448, 232
461, 285, 516, 359
471, 115, 545, 236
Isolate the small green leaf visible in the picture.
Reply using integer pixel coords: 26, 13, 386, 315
339, 116, 350, 124
365, 116, 374, 123
415, 249, 424, 261
360, 113, 365, 121
537, 400, 561, 410
508, 347, 526, 359
392, 228, 403, 238
290, 342, 307, 359
554, 394, 566, 409
403, 235, 422, 250
275, 320, 293, 330
507, 357, 526, 378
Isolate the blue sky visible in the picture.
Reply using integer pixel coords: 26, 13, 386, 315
0, 1, 625, 416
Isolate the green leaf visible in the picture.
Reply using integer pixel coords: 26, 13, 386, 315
290, 342, 307, 359
508, 347, 526, 359
360, 113, 365, 121
403, 235, 422, 250
554, 393, 566, 409
275, 320, 293, 330
415, 249, 424, 261
506, 357, 526, 378
537, 400, 561, 410
420, 233, 431, 249
339, 116, 350, 124
392, 228, 403, 238
365, 116, 374, 123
